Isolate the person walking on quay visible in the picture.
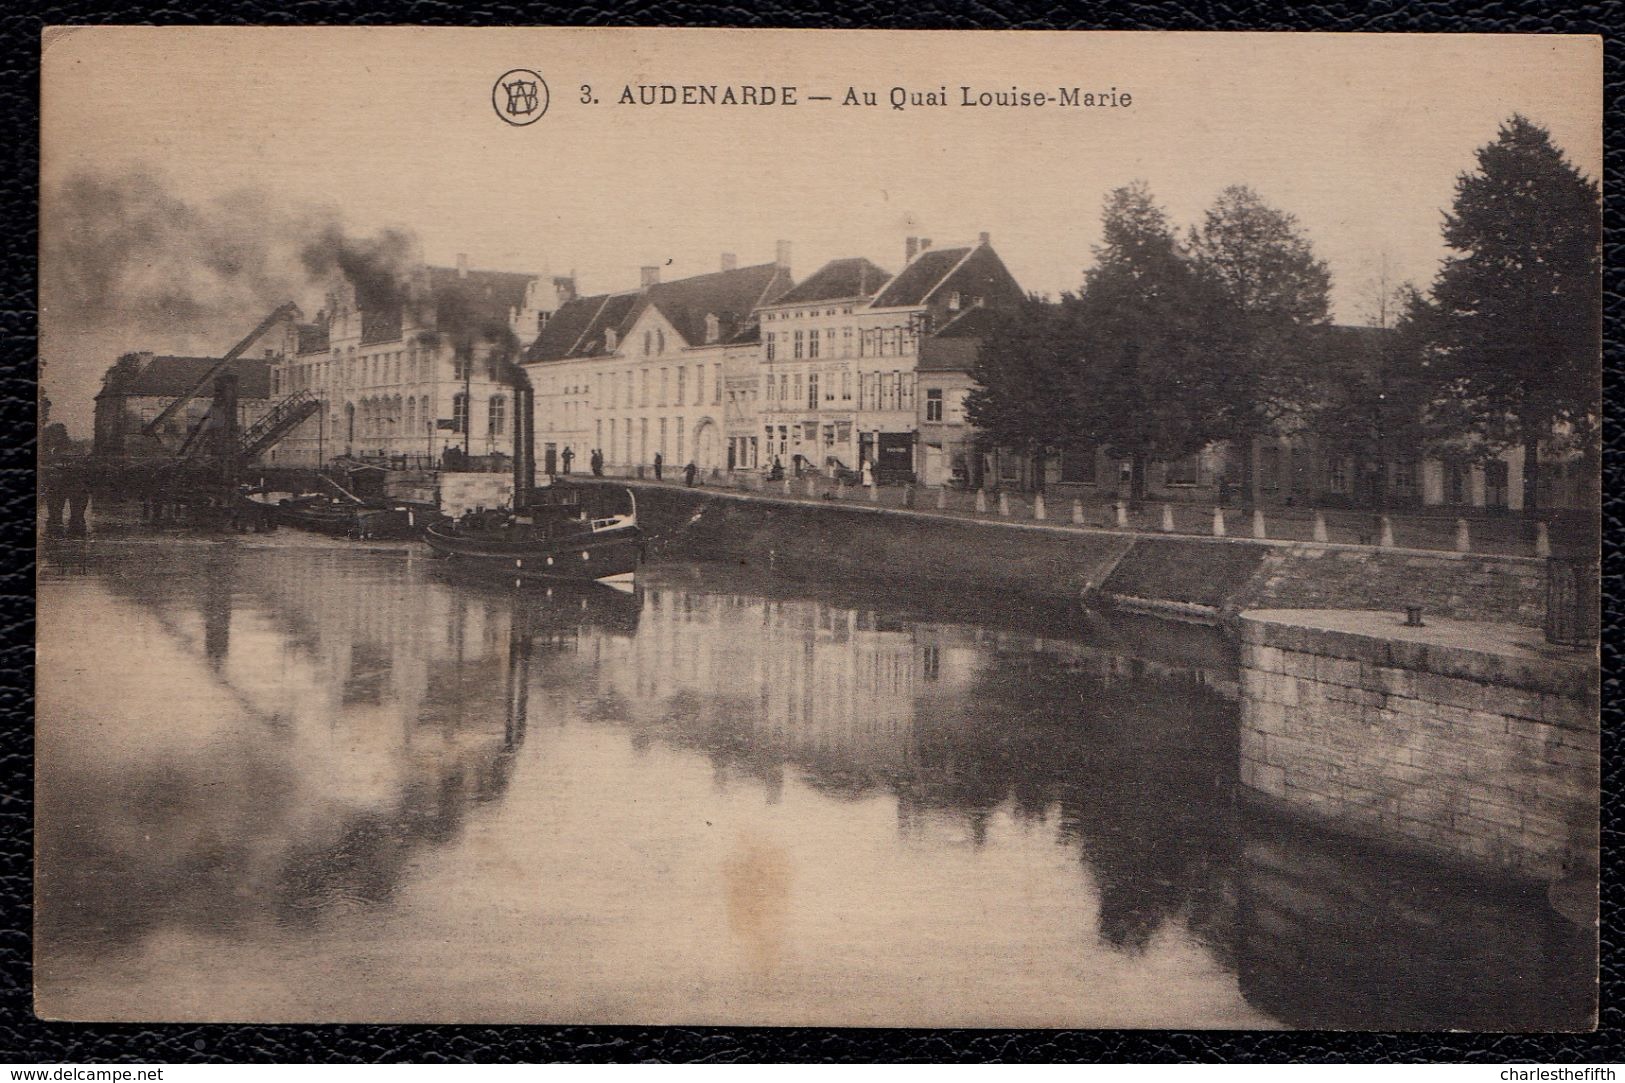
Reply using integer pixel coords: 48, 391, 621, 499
591, 448, 604, 477
768, 457, 784, 482
684, 461, 698, 488
860, 458, 874, 491
654, 451, 664, 481
544, 446, 558, 478
561, 446, 574, 475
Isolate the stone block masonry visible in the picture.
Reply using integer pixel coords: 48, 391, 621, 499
1238, 609, 1597, 881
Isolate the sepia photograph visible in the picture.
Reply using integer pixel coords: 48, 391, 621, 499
35, 28, 1601, 1030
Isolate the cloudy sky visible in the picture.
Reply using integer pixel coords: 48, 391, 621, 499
41, 28, 1601, 434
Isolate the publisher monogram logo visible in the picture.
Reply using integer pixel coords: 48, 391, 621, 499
493, 69, 549, 126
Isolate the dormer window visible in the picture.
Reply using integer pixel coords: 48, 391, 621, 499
948, 292, 962, 311
705, 314, 720, 344
537, 311, 550, 331
605, 328, 618, 351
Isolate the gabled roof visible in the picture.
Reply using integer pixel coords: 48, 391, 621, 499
645, 262, 792, 346
296, 322, 330, 356
767, 258, 891, 307
526, 262, 791, 363
870, 247, 973, 308
99, 356, 273, 400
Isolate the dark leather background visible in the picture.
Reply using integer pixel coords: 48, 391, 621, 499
3, 0, 1620, 1063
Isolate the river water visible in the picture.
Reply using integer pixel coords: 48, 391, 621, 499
35, 539, 1593, 1028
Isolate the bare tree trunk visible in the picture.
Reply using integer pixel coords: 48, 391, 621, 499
1130, 453, 1147, 505
1031, 445, 1046, 492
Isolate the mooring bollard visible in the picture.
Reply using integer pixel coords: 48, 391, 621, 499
1455, 518, 1471, 553
1212, 507, 1226, 537
1072, 500, 1085, 525
998, 491, 1010, 518
1161, 503, 1175, 533
975, 488, 988, 513
1253, 508, 1267, 540
903, 484, 916, 509
1535, 521, 1552, 558
1379, 516, 1395, 548
936, 487, 947, 510
1313, 510, 1329, 543
1114, 501, 1128, 528
1033, 492, 1047, 520
868, 483, 880, 504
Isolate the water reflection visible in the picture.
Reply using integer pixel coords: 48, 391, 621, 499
34, 543, 1591, 1027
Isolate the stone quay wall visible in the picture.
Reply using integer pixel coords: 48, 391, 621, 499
1238, 610, 1598, 881
582, 481, 1552, 628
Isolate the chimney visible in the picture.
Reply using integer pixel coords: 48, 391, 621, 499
978, 231, 990, 247
721, 252, 737, 272
775, 240, 792, 271
640, 265, 660, 288
905, 236, 919, 262
456, 253, 469, 278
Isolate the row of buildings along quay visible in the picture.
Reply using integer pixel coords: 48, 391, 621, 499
91, 234, 1591, 514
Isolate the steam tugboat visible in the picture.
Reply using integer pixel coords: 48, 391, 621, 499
422, 382, 642, 583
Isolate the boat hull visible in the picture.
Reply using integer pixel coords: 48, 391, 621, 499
423, 523, 642, 582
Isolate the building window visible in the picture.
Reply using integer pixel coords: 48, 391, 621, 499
1446, 462, 1469, 505
793, 330, 804, 359
1392, 459, 1419, 503
1485, 460, 1510, 508
696, 364, 705, 406
676, 367, 687, 405
714, 364, 722, 405
1327, 458, 1349, 494
899, 373, 914, 411
659, 368, 668, 406
1166, 454, 1201, 486
925, 388, 943, 422
656, 329, 665, 355
807, 373, 819, 410
841, 370, 852, 401
641, 368, 650, 407
452, 392, 469, 435
676, 417, 685, 462
809, 330, 820, 359
766, 333, 777, 362
488, 395, 506, 437
644, 330, 653, 355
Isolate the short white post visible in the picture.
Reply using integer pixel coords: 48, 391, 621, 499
998, 491, 1011, 518
1379, 516, 1395, 548
783, 478, 793, 495
936, 487, 947, 510
1115, 501, 1128, 528
1535, 521, 1551, 558
1161, 504, 1175, 533
1033, 492, 1047, 521
868, 482, 880, 504
1072, 500, 1085, 525
1252, 508, 1267, 539
807, 476, 818, 497
1455, 518, 1471, 553
1312, 510, 1328, 543
975, 488, 988, 514
1212, 507, 1226, 537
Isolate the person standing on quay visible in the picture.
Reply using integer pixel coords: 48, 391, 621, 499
544, 446, 557, 478
860, 458, 874, 491
591, 448, 603, 477
561, 446, 574, 475
684, 461, 698, 488
654, 451, 664, 481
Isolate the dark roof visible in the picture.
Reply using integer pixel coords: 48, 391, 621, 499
917, 306, 1005, 373
526, 262, 791, 363
526, 292, 640, 362
870, 247, 971, 308
769, 258, 891, 307
99, 355, 273, 400
425, 266, 537, 327
645, 262, 792, 346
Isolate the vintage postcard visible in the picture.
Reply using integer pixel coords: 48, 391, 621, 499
36, 28, 1601, 1028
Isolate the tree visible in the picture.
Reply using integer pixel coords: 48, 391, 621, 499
1425, 115, 1601, 511
1068, 182, 1226, 502
1188, 186, 1332, 496
964, 294, 1084, 489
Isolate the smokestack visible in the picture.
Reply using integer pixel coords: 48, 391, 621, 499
978, 231, 990, 247
721, 252, 737, 272
775, 240, 792, 272
512, 384, 534, 508
906, 237, 919, 263
456, 253, 469, 278
640, 265, 660, 288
